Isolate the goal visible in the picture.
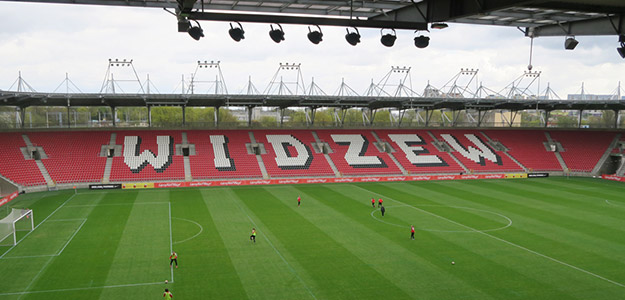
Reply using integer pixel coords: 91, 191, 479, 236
0, 208, 34, 246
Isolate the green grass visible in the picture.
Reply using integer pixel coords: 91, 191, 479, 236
1, 177, 624, 299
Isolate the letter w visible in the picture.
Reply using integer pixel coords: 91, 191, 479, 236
123, 136, 174, 173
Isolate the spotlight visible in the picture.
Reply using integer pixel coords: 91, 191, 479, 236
345, 27, 361, 46
228, 22, 245, 42
307, 25, 323, 44
380, 28, 397, 47
431, 23, 449, 30
564, 36, 578, 50
187, 20, 204, 41
269, 24, 285, 43
414, 30, 430, 48
618, 35, 625, 59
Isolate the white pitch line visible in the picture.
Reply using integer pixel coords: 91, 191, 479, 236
17, 256, 55, 300
0, 193, 77, 259
0, 281, 164, 296
355, 185, 625, 289
605, 199, 624, 208
0, 254, 56, 260
168, 201, 174, 284
47, 219, 87, 222
172, 217, 204, 245
56, 219, 87, 256
231, 197, 318, 300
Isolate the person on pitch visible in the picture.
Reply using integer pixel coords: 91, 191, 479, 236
250, 228, 257, 243
169, 251, 178, 268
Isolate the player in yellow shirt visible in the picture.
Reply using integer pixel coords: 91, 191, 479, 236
163, 288, 173, 299
169, 252, 178, 268
250, 228, 256, 243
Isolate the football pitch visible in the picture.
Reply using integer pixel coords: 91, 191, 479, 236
0, 177, 624, 299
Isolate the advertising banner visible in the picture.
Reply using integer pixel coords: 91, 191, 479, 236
602, 174, 625, 182
89, 184, 122, 190
0, 191, 19, 208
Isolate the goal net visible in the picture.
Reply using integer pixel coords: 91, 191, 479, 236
0, 208, 34, 246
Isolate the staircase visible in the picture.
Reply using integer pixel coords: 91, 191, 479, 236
249, 132, 269, 179
427, 131, 469, 173
22, 134, 55, 187
544, 132, 568, 171
371, 131, 407, 175
591, 134, 621, 175
181, 132, 193, 181
102, 133, 116, 183
481, 132, 528, 172
311, 131, 340, 177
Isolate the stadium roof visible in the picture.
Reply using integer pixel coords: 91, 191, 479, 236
2, 0, 624, 36
1, 90, 624, 111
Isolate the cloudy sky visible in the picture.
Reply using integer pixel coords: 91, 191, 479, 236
0, 1, 624, 98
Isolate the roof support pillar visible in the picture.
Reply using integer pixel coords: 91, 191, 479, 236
182, 106, 186, 126
111, 106, 116, 127
214, 106, 220, 127
67, 105, 71, 129
544, 110, 550, 128
247, 106, 253, 127
148, 106, 152, 127
578, 110, 583, 128
614, 110, 619, 129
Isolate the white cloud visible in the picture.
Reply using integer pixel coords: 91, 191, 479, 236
0, 2, 623, 98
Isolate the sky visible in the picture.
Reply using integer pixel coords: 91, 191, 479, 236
0, 1, 624, 99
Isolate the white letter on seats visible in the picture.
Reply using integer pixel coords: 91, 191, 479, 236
388, 134, 447, 167
440, 134, 501, 165
123, 136, 174, 173
266, 135, 313, 170
331, 134, 385, 168
210, 135, 235, 171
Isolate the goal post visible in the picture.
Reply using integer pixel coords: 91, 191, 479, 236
0, 208, 34, 246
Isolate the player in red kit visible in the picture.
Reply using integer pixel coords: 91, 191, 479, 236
371, 198, 375, 207
378, 198, 383, 207
297, 196, 301, 207
411, 225, 415, 240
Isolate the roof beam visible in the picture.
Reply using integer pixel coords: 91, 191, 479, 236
531, 14, 625, 36
188, 11, 428, 30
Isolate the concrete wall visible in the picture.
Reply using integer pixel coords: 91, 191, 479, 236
0, 177, 18, 197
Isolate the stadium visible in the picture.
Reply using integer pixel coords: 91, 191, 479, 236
1, 0, 625, 299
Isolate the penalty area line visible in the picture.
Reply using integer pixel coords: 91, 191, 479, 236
0, 193, 77, 260
0, 281, 165, 296
354, 185, 625, 289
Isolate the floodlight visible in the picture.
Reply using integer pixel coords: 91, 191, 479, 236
269, 24, 285, 43
345, 27, 361, 46
564, 36, 578, 50
431, 23, 449, 30
414, 30, 430, 48
307, 25, 323, 44
228, 22, 245, 42
187, 20, 204, 41
618, 35, 625, 59
380, 28, 397, 47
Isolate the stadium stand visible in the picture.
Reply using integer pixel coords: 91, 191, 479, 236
28, 131, 109, 184
110, 130, 185, 181
549, 131, 617, 172
0, 132, 46, 186
187, 130, 263, 179
430, 130, 524, 172
1, 129, 623, 187
483, 130, 562, 171
315, 130, 402, 175
254, 130, 334, 177
375, 130, 465, 174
